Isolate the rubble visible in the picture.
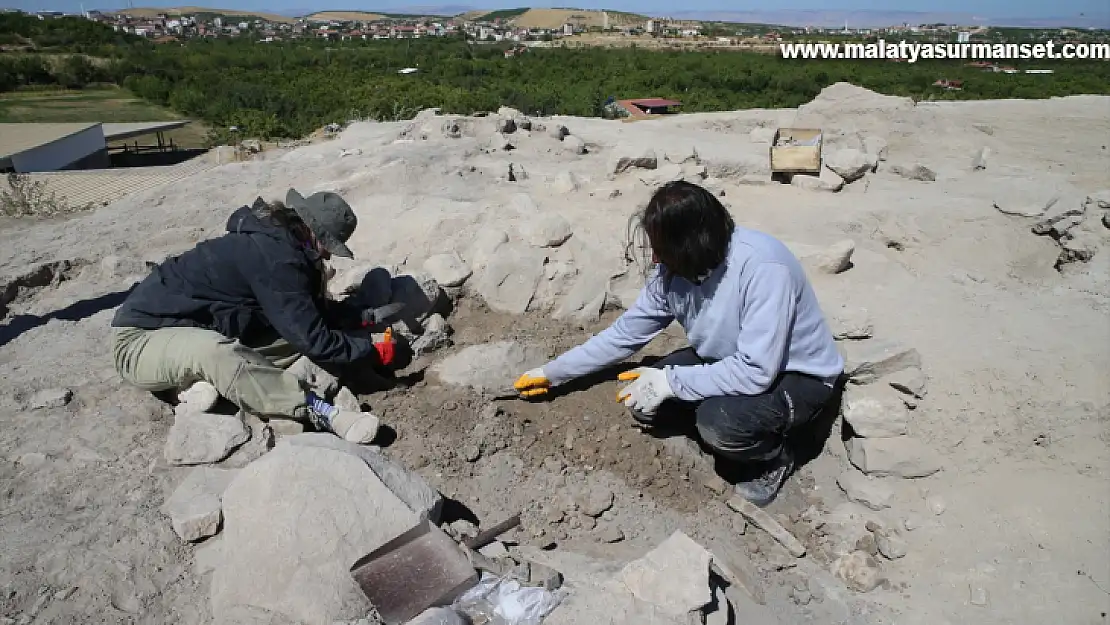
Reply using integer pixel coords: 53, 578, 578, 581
616, 531, 713, 617
164, 412, 250, 466
889, 163, 936, 182
160, 467, 238, 542
411, 313, 452, 357
836, 471, 894, 510
972, 147, 990, 170
805, 239, 855, 275
875, 528, 908, 560
1032, 195, 1087, 238
549, 124, 569, 140
791, 166, 845, 192
552, 170, 581, 194
831, 551, 884, 593
576, 487, 614, 517
863, 135, 888, 161
390, 273, 445, 324
841, 387, 910, 438
422, 252, 472, 288
825, 148, 873, 182
520, 213, 574, 247
610, 147, 659, 174
25, 387, 73, 410
847, 436, 943, 478
886, 367, 927, 399
830, 308, 874, 340
563, 135, 587, 155
841, 339, 923, 384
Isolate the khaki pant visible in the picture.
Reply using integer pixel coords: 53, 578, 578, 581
112, 326, 309, 420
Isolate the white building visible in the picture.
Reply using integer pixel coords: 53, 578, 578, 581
958, 31, 971, 43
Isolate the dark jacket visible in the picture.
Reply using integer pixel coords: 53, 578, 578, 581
112, 201, 375, 365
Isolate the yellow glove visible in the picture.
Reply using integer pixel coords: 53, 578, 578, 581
513, 367, 551, 398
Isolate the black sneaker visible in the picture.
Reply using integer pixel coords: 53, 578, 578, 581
733, 449, 795, 507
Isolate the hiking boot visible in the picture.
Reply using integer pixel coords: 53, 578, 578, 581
733, 449, 795, 508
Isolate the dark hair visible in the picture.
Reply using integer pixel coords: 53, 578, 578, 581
251, 197, 311, 243
629, 181, 735, 285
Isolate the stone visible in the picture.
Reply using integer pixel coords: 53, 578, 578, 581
441, 119, 463, 138
638, 163, 685, 187
926, 495, 947, 516
616, 531, 713, 617
831, 309, 874, 340
164, 412, 250, 466
969, 585, 989, 607
520, 214, 573, 247
841, 340, 923, 384
886, 367, 927, 399
462, 444, 482, 462
552, 170, 581, 194
701, 151, 770, 181
971, 147, 990, 170
99, 254, 154, 280
473, 244, 546, 314
577, 487, 614, 517
749, 127, 776, 144
815, 503, 886, 558
831, 551, 883, 593
841, 388, 910, 438
863, 136, 888, 161
563, 135, 587, 155
432, 341, 548, 395
875, 529, 908, 560
825, 148, 873, 182
836, 472, 894, 511
281, 433, 443, 522
791, 166, 845, 192
26, 387, 73, 410
219, 414, 275, 469
550, 124, 569, 140
211, 445, 419, 624
390, 273, 445, 323
846, 437, 943, 478
495, 117, 516, 134
330, 264, 393, 307
889, 163, 935, 182
478, 541, 510, 559
422, 252, 472, 288
1059, 231, 1099, 264
610, 147, 659, 174
599, 525, 625, 543
411, 313, 452, 357
160, 467, 239, 542
1103, 212, 1110, 229
1086, 189, 1110, 209
465, 228, 509, 272
805, 239, 855, 274
994, 194, 1061, 220
1031, 195, 1087, 237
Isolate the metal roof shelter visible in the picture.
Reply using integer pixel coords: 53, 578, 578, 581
0, 122, 103, 172
102, 121, 189, 142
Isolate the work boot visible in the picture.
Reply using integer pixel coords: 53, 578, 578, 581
733, 448, 795, 508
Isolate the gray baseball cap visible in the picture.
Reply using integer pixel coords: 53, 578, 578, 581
286, 188, 357, 259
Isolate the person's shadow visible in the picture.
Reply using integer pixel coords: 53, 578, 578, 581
0, 289, 134, 348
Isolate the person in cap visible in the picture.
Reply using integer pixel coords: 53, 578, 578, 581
111, 189, 395, 444
512, 181, 844, 506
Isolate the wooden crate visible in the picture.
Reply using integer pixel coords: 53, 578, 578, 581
770, 128, 823, 173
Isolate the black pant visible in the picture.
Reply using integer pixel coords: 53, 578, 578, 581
631, 348, 834, 463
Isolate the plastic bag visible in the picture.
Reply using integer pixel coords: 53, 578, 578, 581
454, 572, 566, 625
406, 606, 470, 625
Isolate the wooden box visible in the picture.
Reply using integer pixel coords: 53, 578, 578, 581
770, 128, 823, 173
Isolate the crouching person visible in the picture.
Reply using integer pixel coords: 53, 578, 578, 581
514, 181, 845, 506
111, 189, 396, 444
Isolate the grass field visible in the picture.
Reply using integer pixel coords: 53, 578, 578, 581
0, 87, 209, 148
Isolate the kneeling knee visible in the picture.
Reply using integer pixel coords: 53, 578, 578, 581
695, 399, 780, 462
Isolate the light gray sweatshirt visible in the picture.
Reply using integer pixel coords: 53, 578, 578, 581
543, 227, 844, 401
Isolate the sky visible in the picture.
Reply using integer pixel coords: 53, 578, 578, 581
5, 0, 1107, 22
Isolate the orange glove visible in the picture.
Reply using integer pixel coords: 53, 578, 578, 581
373, 327, 395, 366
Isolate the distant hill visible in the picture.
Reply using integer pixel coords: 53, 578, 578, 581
306, 11, 389, 21
111, 6, 297, 23
666, 9, 1110, 29
472, 8, 647, 29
